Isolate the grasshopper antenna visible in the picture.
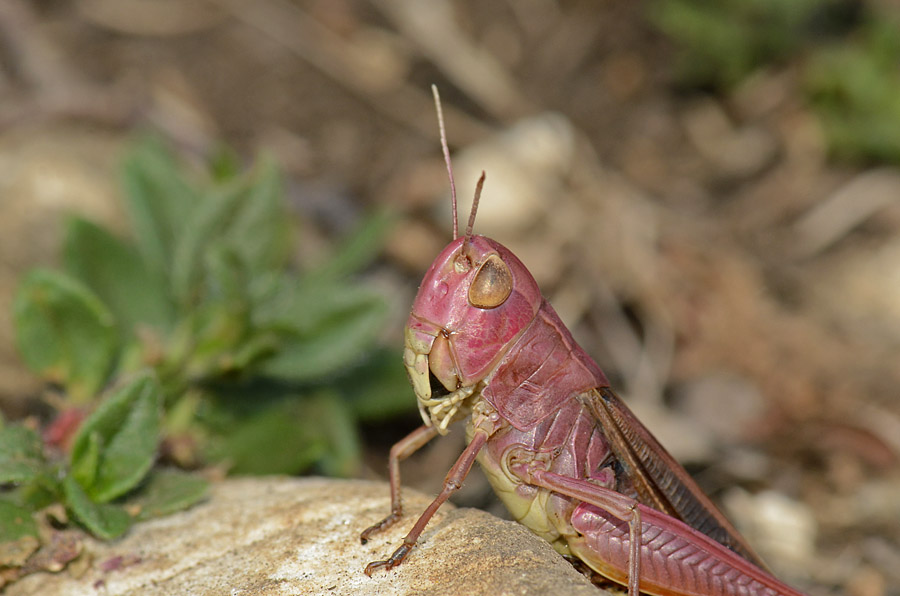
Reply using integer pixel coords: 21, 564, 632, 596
431, 85, 458, 240
466, 171, 485, 240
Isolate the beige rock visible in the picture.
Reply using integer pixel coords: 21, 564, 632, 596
8, 477, 605, 596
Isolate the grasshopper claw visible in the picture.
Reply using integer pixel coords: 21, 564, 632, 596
364, 544, 412, 576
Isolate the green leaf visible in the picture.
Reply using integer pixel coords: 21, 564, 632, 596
804, 18, 900, 164
228, 333, 279, 372
339, 350, 417, 422
0, 501, 38, 542
170, 186, 246, 304
130, 469, 208, 521
223, 158, 289, 272
0, 501, 39, 564
63, 217, 175, 336
171, 159, 289, 303
650, 0, 836, 90
175, 250, 259, 379
190, 249, 251, 352
0, 425, 45, 485
201, 388, 361, 476
70, 372, 161, 503
310, 208, 395, 279
120, 138, 200, 273
207, 398, 327, 475
208, 144, 242, 182
13, 269, 118, 403
254, 276, 385, 335
69, 431, 101, 490
258, 285, 388, 382
15, 469, 63, 511
306, 393, 360, 477
63, 475, 131, 540
205, 245, 244, 298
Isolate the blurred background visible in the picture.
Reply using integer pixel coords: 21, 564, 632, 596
1, 1, 899, 594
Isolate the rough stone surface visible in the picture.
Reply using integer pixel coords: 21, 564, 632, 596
8, 477, 608, 596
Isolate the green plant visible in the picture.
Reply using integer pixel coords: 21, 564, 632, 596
650, 1, 900, 165
1, 139, 410, 582
649, 0, 848, 90
0, 372, 207, 577
805, 18, 900, 163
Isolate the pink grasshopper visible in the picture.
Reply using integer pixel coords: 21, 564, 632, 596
361, 87, 807, 596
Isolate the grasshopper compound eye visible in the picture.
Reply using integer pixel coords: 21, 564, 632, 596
468, 254, 512, 309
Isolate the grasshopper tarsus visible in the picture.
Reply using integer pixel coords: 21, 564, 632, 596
363, 544, 412, 576
360, 511, 403, 545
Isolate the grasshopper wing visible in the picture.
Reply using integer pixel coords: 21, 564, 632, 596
584, 386, 767, 568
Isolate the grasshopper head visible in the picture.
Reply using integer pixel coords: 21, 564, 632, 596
404, 234, 541, 431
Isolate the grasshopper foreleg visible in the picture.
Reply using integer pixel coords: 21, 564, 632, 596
361, 425, 438, 544
364, 429, 489, 575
